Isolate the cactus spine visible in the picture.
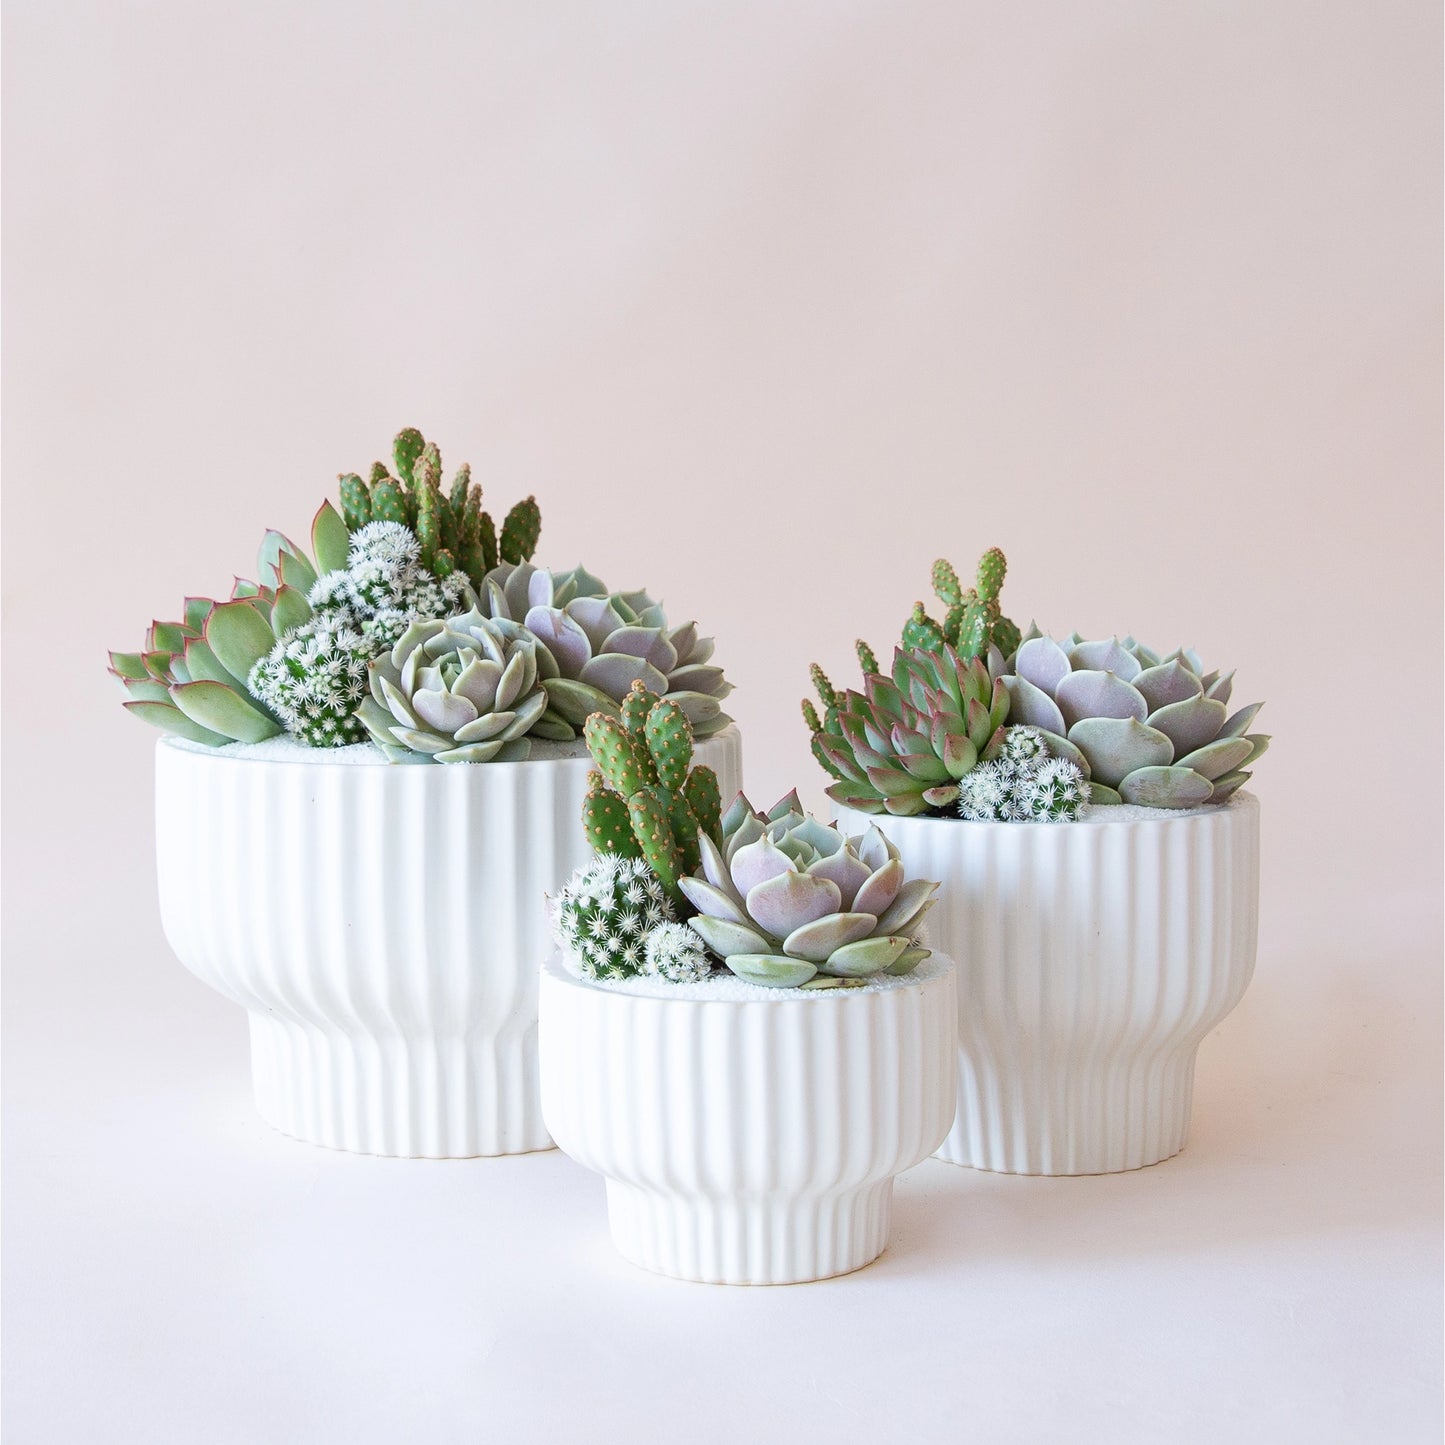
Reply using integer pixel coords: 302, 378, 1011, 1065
581, 682, 722, 908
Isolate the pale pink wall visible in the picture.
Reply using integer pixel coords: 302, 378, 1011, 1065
4, 2, 1440, 952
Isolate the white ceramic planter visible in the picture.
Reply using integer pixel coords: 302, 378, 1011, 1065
154, 729, 743, 1158
539, 954, 958, 1284
834, 794, 1259, 1176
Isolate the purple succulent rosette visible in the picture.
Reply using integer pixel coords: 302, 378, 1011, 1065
1004, 630, 1268, 807
481, 562, 733, 741
679, 791, 939, 989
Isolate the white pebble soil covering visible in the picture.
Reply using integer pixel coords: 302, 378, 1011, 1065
557, 950, 951, 1002
165, 735, 591, 765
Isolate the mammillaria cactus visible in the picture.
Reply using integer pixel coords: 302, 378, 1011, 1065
900, 547, 1021, 662
581, 682, 723, 907
357, 609, 549, 763
957, 727, 1091, 822
805, 644, 1009, 816
553, 854, 675, 981
308, 520, 473, 648
336, 427, 541, 591
483, 562, 733, 739
247, 615, 373, 746
1004, 632, 1268, 807
678, 792, 940, 988
643, 922, 714, 984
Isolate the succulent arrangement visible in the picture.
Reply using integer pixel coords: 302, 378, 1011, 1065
111, 428, 734, 764
552, 688, 938, 990
806, 546, 1267, 816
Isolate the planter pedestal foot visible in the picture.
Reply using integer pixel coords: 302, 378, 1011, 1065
936, 1047, 1198, 1175
604, 1179, 895, 1286
248, 1015, 553, 1159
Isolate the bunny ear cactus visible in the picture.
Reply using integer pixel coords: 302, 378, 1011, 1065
1004, 632, 1268, 807
581, 683, 723, 907
903, 546, 1021, 663
485, 563, 734, 741
336, 428, 542, 593
678, 793, 940, 989
807, 645, 1009, 816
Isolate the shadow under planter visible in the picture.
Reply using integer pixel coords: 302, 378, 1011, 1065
154, 729, 743, 1158
834, 794, 1259, 1176
538, 953, 958, 1285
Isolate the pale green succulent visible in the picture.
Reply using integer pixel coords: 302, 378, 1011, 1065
679, 792, 940, 988
1004, 631, 1268, 807
358, 608, 549, 763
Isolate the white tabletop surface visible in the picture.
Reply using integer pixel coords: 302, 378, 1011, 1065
4, 773, 1439, 1443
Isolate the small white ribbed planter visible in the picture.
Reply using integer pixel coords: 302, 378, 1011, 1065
154, 729, 743, 1158
835, 794, 1259, 1176
539, 954, 957, 1285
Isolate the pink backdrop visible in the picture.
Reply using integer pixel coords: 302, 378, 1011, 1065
4, 3, 1440, 1440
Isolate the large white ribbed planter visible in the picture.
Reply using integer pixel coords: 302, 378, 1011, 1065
834, 794, 1259, 1176
539, 954, 958, 1284
154, 729, 743, 1158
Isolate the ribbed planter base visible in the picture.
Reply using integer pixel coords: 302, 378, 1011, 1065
605, 1179, 894, 1285
248, 1016, 550, 1158
540, 953, 958, 1285
937, 1051, 1197, 1175
836, 794, 1260, 1177
155, 729, 743, 1158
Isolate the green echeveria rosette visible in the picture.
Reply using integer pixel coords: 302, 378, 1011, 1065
481, 561, 733, 740
1003, 631, 1269, 807
358, 608, 548, 763
810, 645, 1009, 817
679, 792, 940, 989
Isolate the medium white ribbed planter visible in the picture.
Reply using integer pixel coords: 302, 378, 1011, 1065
154, 728, 742, 1158
539, 954, 957, 1284
834, 794, 1259, 1176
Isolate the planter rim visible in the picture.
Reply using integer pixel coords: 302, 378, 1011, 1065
836, 789, 1256, 830
541, 950, 952, 1008
158, 723, 740, 771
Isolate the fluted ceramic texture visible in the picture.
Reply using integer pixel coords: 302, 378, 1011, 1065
539, 955, 958, 1284
835, 795, 1260, 1176
154, 729, 743, 1158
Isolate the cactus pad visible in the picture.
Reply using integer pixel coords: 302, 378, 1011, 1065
499, 496, 541, 565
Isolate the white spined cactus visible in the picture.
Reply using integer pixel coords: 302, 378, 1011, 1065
554, 855, 675, 980
643, 921, 714, 984
358, 608, 549, 763
247, 615, 373, 747
957, 726, 1090, 822
308, 520, 471, 631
